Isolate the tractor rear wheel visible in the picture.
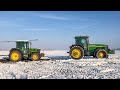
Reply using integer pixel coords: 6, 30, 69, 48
95, 49, 108, 59
69, 46, 84, 60
31, 53, 40, 61
9, 50, 23, 62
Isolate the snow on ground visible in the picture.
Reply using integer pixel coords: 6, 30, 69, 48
41, 50, 69, 56
0, 50, 120, 79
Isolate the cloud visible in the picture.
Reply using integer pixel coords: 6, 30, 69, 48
35, 14, 70, 20
0, 21, 22, 28
23, 28, 49, 31
23, 28, 55, 32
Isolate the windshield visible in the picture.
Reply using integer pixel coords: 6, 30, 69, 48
16, 42, 29, 50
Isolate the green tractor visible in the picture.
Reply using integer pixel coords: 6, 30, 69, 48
8, 40, 44, 61
68, 36, 115, 60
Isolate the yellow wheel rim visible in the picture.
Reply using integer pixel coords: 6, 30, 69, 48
98, 52, 104, 58
11, 52, 19, 61
71, 49, 81, 59
32, 54, 38, 61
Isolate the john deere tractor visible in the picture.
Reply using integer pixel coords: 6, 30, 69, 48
68, 36, 115, 60
9, 40, 44, 61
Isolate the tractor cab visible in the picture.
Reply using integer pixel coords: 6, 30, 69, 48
16, 40, 30, 54
16, 40, 29, 50
75, 36, 89, 54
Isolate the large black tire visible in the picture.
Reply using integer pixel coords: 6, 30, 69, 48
69, 46, 84, 60
30, 53, 40, 61
95, 49, 108, 59
9, 49, 23, 62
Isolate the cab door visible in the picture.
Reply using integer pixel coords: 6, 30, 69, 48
24, 42, 29, 55
80, 38, 89, 55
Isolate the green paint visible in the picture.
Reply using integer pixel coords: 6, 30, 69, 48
73, 36, 115, 56
11, 40, 41, 59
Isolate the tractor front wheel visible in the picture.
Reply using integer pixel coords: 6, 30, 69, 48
9, 50, 23, 62
31, 53, 40, 61
69, 46, 84, 60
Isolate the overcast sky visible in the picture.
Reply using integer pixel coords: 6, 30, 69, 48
0, 11, 120, 50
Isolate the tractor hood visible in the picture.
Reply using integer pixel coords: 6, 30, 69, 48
29, 48, 40, 52
89, 44, 108, 47
89, 44, 115, 54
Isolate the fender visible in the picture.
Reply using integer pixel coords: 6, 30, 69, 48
9, 48, 23, 57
